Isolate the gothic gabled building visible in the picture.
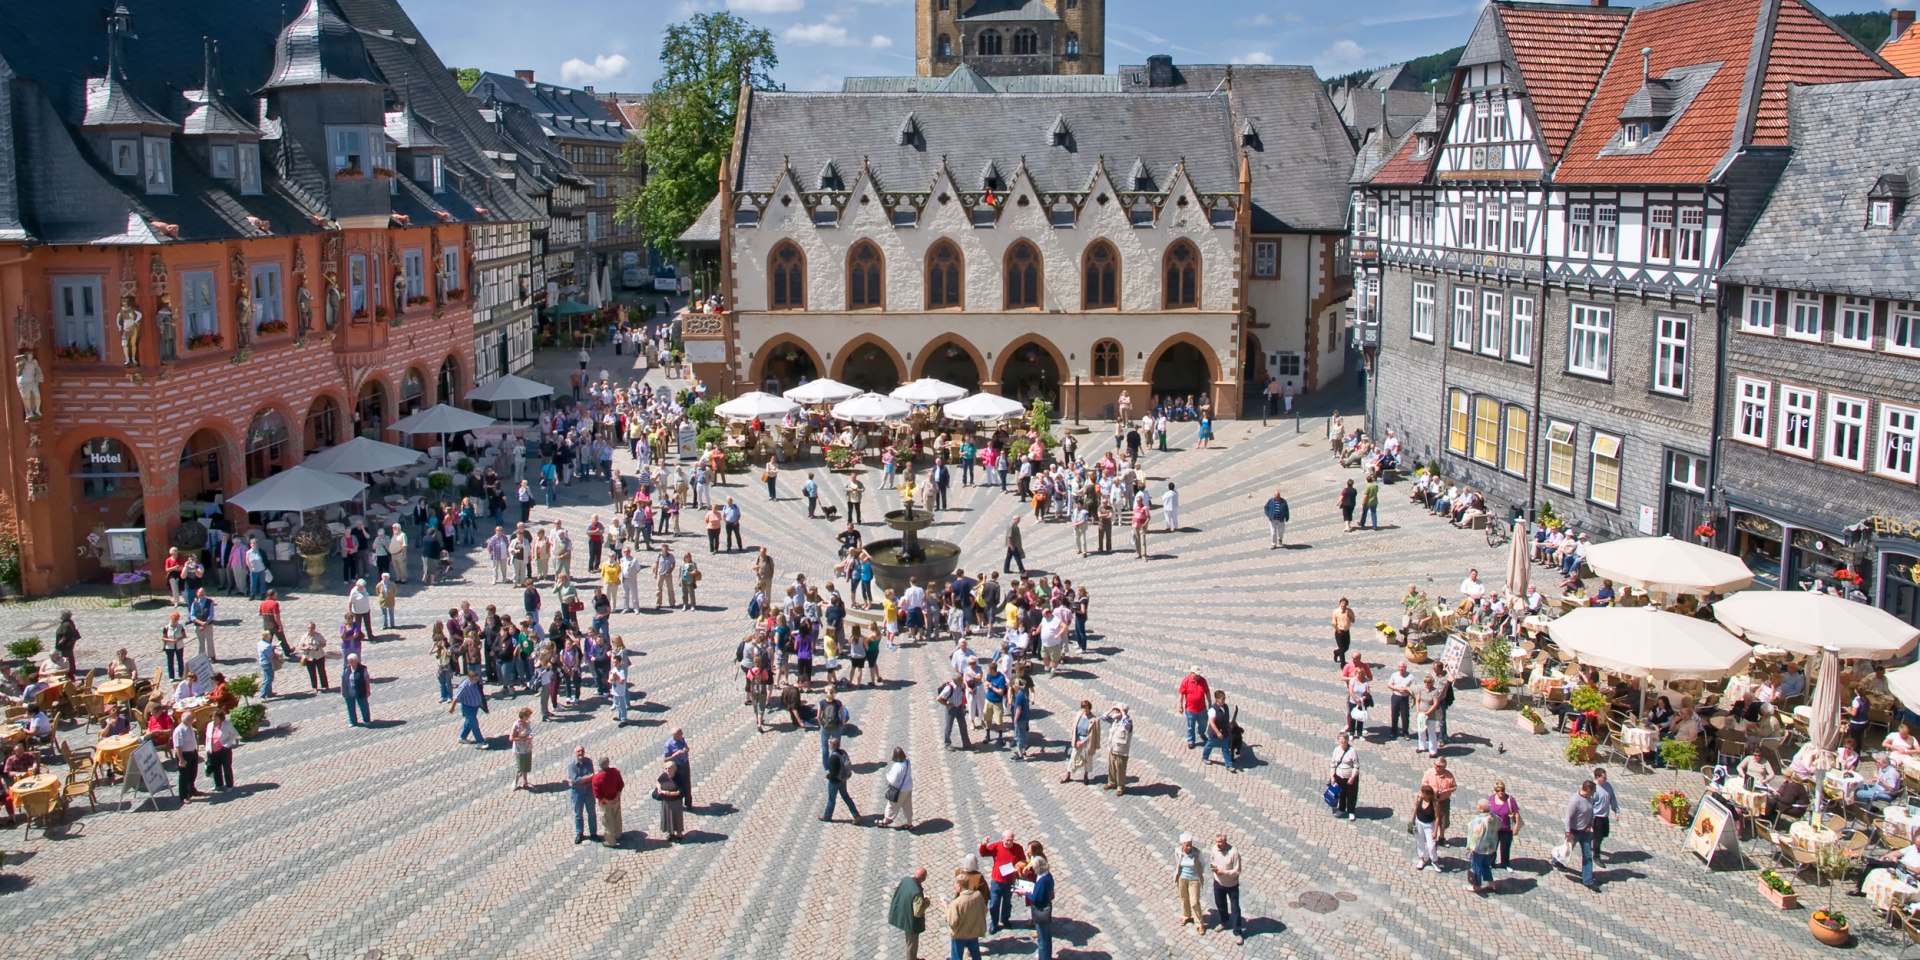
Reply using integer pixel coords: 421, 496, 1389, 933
1357, 0, 1892, 541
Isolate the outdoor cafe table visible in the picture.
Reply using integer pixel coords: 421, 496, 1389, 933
1722, 783, 1770, 817
95, 678, 135, 704
6, 773, 58, 803
1885, 804, 1920, 833
1621, 725, 1660, 756
94, 733, 138, 778
1866, 869, 1920, 913
1790, 820, 1839, 852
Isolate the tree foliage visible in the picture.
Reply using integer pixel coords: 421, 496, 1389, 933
617, 12, 778, 261
455, 67, 481, 92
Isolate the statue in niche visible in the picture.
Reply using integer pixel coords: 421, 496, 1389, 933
234, 287, 253, 349
392, 271, 409, 319
155, 294, 177, 361
295, 284, 313, 337
323, 271, 342, 330
115, 295, 142, 366
15, 352, 44, 420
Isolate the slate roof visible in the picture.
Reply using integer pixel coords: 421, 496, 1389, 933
1884, 26, 1920, 77
259, 0, 383, 91
0, 0, 539, 244
469, 72, 629, 144
956, 0, 1060, 22
1554, 0, 1891, 184
1119, 63, 1354, 232
1367, 105, 1440, 185
1718, 78, 1920, 302
82, 75, 175, 129
1334, 86, 1434, 142
842, 71, 1122, 93
679, 194, 722, 247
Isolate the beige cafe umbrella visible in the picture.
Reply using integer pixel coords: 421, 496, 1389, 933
1548, 607, 1753, 685
1504, 518, 1531, 597
1582, 535, 1755, 597
1886, 661, 1920, 715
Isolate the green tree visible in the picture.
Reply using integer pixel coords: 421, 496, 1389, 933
455, 67, 481, 92
616, 12, 777, 260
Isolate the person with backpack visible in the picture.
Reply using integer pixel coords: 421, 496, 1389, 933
1432, 662, 1456, 747
936, 672, 972, 750
818, 686, 849, 767
820, 736, 862, 824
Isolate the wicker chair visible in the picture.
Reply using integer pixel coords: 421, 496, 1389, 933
14, 788, 58, 837
60, 772, 95, 812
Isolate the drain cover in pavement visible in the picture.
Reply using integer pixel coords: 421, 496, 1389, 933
1297, 891, 1340, 914
20, 621, 51, 632
1335, 892, 1358, 902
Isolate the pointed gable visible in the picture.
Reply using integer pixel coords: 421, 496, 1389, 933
1493, 1, 1630, 162
1750, 0, 1893, 145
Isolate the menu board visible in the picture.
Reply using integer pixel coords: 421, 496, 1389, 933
1687, 792, 1738, 867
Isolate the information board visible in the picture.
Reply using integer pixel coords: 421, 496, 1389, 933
185, 653, 215, 684
1439, 636, 1470, 680
1687, 792, 1739, 868
121, 740, 174, 811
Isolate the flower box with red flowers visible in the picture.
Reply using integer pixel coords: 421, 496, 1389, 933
1694, 524, 1716, 540
54, 345, 101, 363
185, 333, 224, 351
256, 320, 290, 335
1833, 569, 1864, 587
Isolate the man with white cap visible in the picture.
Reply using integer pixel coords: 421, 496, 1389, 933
1103, 703, 1134, 794
347, 578, 373, 640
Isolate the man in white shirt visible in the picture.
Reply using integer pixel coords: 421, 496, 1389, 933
901, 579, 928, 642
620, 548, 647, 613
1459, 569, 1487, 600
348, 579, 373, 639
1386, 662, 1414, 739
948, 639, 975, 679
387, 524, 410, 584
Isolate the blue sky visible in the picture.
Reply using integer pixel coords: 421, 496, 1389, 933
409, 0, 1902, 94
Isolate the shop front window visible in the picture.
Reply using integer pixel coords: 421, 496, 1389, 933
1884, 553, 1920, 631
1733, 512, 1782, 590
1788, 528, 1858, 597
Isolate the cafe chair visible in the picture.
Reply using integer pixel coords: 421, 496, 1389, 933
60, 772, 95, 813
1783, 840, 1821, 879
1895, 907, 1920, 958
15, 789, 58, 838
56, 740, 94, 778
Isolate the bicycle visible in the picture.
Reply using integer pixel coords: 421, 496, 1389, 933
1485, 514, 1510, 548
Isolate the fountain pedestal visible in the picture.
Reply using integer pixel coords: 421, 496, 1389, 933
865, 506, 961, 597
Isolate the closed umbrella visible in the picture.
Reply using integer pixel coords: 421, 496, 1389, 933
890, 378, 968, 405
783, 378, 862, 404
714, 392, 800, 422
227, 466, 368, 514
1582, 536, 1754, 597
942, 392, 1027, 423
1504, 518, 1531, 597
830, 392, 912, 423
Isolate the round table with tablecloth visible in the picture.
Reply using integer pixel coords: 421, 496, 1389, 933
1885, 805, 1920, 834
1621, 725, 1659, 756
93, 733, 139, 779
1722, 783, 1770, 817
1789, 820, 1839, 852
94, 678, 135, 704
1866, 868, 1920, 913
5, 772, 58, 803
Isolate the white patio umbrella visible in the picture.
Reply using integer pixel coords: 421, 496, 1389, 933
587, 267, 605, 310
1582, 535, 1755, 597
890, 378, 968, 405
466, 374, 555, 423
1711, 591, 1920, 661
389, 403, 497, 470
783, 378, 862, 404
227, 466, 368, 514
1547, 607, 1753, 683
942, 392, 1027, 423
714, 391, 800, 422
301, 437, 423, 516
831, 392, 913, 423
1886, 661, 1920, 715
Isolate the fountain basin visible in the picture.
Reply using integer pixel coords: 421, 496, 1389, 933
865, 537, 962, 597
882, 508, 937, 534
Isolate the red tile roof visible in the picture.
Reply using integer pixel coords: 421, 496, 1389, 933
1370, 128, 1432, 185
1497, 3, 1630, 161
1555, 0, 1890, 184
1885, 27, 1920, 77
1750, 0, 1892, 144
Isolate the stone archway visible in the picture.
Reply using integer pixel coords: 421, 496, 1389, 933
244, 407, 294, 484
438, 355, 462, 406
996, 337, 1064, 409
915, 335, 985, 392
356, 378, 391, 437
833, 335, 906, 394
755, 338, 823, 394
305, 394, 345, 454
66, 434, 146, 584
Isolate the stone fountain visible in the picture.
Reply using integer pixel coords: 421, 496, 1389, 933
864, 500, 961, 596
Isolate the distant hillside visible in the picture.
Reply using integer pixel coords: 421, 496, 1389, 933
1331, 12, 1887, 93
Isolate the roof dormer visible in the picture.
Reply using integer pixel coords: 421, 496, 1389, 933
1607, 51, 1718, 154
897, 111, 921, 148
1048, 114, 1070, 147
258, 0, 383, 93
1868, 173, 1912, 228
82, 5, 177, 195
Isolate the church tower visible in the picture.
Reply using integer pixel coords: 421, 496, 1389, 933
916, 0, 1104, 78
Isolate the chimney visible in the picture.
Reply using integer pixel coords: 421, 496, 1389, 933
583, 85, 595, 96
1894, 10, 1915, 43
1147, 54, 1174, 88
1641, 46, 1652, 82
514, 69, 535, 83
1590, 0, 1607, 6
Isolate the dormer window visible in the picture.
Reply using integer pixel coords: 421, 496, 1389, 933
1868, 174, 1910, 227
210, 144, 236, 179
1870, 199, 1895, 228
238, 144, 261, 195
414, 154, 444, 193
111, 139, 139, 176
142, 137, 172, 194
1414, 134, 1435, 159
1621, 121, 1651, 147
329, 126, 369, 176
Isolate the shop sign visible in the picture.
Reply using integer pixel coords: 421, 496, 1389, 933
1869, 515, 1920, 540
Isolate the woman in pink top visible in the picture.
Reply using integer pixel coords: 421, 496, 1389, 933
1487, 780, 1522, 872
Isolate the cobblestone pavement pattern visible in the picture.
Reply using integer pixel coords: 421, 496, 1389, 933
0, 344, 1887, 959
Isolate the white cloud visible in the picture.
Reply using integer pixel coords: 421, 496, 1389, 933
558, 53, 632, 85
784, 22, 854, 45
870, 34, 894, 49
727, 0, 804, 12
1319, 39, 1368, 69
1236, 13, 1274, 27
1231, 51, 1275, 65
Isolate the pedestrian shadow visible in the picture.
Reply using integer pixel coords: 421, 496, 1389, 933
202, 781, 279, 805
1143, 553, 1179, 561
1050, 668, 1097, 681
1050, 916, 1102, 946
1281, 544, 1315, 551
0, 873, 31, 894
543, 713, 591, 724
370, 675, 399, 684
675, 828, 727, 844
1241, 916, 1287, 939
249, 724, 296, 741
910, 817, 953, 835
1089, 646, 1122, 657
634, 701, 670, 713
362, 718, 408, 730
526, 781, 569, 794
1351, 805, 1396, 821
1124, 782, 1180, 799
1602, 850, 1653, 865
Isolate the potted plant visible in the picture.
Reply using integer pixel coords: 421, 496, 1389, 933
6, 637, 43, 665
1478, 634, 1513, 709
187, 332, 224, 351
1809, 840, 1852, 945
54, 344, 102, 363
294, 520, 333, 580
226, 673, 267, 738
1650, 789, 1691, 825
0, 534, 21, 597
1565, 733, 1598, 764
1406, 640, 1430, 665
455, 457, 475, 475
428, 471, 454, 493
110, 568, 149, 599
1660, 739, 1700, 784
1759, 869, 1798, 910
1517, 703, 1547, 734
257, 319, 290, 335
1374, 620, 1399, 645
1569, 685, 1609, 734
1537, 500, 1560, 531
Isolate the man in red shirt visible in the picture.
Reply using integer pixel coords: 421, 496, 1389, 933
1178, 666, 1211, 749
592, 756, 625, 848
258, 590, 294, 659
978, 830, 1026, 934
1341, 652, 1373, 684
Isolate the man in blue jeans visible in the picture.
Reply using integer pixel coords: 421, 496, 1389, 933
451, 668, 488, 744
1178, 667, 1211, 748
567, 745, 599, 842
340, 654, 372, 726
1563, 779, 1598, 889
1202, 690, 1236, 772
820, 737, 862, 824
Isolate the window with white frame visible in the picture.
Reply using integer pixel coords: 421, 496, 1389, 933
327, 126, 373, 176
441, 245, 461, 294
1420, 200, 1436, 244
1503, 405, 1529, 477
403, 250, 425, 301
238, 143, 262, 195
52, 276, 103, 351
1892, 302, 1920, 356
1677, 207, 1704, 264
1508, 204, 1526, 251
1871, 200, 1894, 228
1472, 396, 1500, 464
1779, 386, 1817, 457
1568, 203, 1592, 256
1787, 293, 1823, 341
1880, 404, 1919, 483
180, 271, 217, 339
1447, 389, 1470, 455
1733, 378, 1772, 446
1482, 200, 1501, 251
413, 155, 444, 193
1384, 199, 1397, 241
210, 144, 236, 180
1646, 205, 1674, 261
1545, 421, 1575, 492
1653, 313, 1689, 396
1594, 204, 1618, 256
142, 137, 171, 194
1411, 281, 1435, 341
1480, 290, 1503, 355
249, 264, 282, 330
1824, 394, 1868, 469
1451, 287, 1474, 349
1509, 295, 1534, 363
1569, 303, 1613, 378
1837, 296, 1873, 348
110, 139, 139, 176
1742, 288, 1776, 333
1588, 432, 1622, 508
348, 255, 368, 315
1459, 198, 1478, 247
1253, 241, 1277, 278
